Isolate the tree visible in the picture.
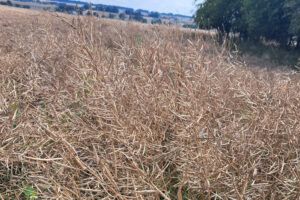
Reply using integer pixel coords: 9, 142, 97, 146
95, 5, 105, 11
284, 0, 300, 48
77, 7, 83, 15
125, 9, 134, 15
86, 11, 92, 16
195, 0, 243, 36
55, 4, 76, 14
83, 3, 90, 10
142, 18, 147, 23
194, 0, 298, 48
0, 0, 12, 6
151, 18, 162, 24
119, 13, 126, 20
242, 0, 289, 45
109, 13, 115, 19
133, 11, 144, 22
106, 6, 119, 13
149, 12, 160, 18
6, 0, 12, 6
93, 12, 99, 17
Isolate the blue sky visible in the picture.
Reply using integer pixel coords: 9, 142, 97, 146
86, 0, 201, 16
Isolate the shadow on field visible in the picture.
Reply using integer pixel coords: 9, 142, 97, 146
235, 39, 300, 69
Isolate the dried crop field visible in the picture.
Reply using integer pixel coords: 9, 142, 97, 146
0, 6, 299, 200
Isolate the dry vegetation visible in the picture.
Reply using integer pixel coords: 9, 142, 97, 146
0, 6, 299, 200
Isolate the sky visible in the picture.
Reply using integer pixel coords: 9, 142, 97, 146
86, 0, 200, 16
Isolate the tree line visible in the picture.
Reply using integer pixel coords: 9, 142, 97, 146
0, 0, 30, 9
54, 4, 163, 24
195, 0, 300, 49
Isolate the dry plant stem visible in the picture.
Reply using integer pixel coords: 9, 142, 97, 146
0, 6, 299, 200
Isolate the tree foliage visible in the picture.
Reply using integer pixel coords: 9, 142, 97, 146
194, 0, 300, 48
119, 13, 126, 20
242, 0, 289, 43
195, 0, 242, 34
284, 0, 300, 37
133, 12, 147, 23
149, 12, 160, 18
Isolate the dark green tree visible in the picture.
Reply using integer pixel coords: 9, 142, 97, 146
119, 13, 126, 20
86, 11, 92, 16
6, 0, 12, 6
242, 0, 290, 45
151, 18, 162, 24
194, 0, 243, 36
284, 0, 300, 48
133, 11, 146, 22
93, 12, 99, 17
149, 12, 160, 18
83, 3, 90, 10
109, 13, 115, 19
195, 0, 298, 48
